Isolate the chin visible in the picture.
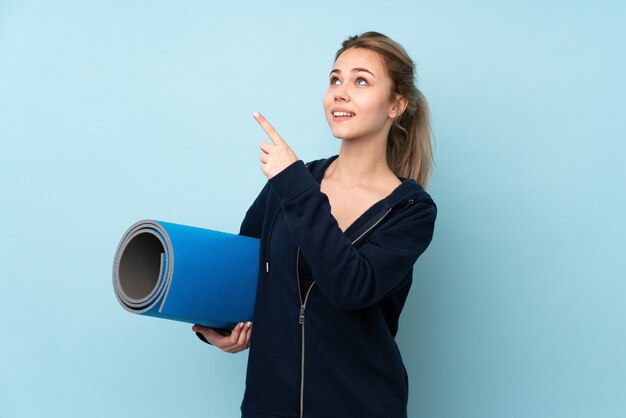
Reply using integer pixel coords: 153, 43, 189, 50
330, 125, 354, 139
334, 131, 360, 141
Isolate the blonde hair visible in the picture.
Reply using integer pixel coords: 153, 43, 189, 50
335, 32, 434, 187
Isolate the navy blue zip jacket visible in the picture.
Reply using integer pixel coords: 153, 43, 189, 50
204, 155, 436, 418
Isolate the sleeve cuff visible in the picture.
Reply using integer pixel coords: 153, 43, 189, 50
268, 160, 318, 204
196, 332, 212, 345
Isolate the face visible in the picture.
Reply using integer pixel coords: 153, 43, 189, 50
323, 47, 404, 142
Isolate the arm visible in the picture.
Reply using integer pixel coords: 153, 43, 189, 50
239, 181, 270, 238
269, 161, 436, 310
251, 112, 436, 310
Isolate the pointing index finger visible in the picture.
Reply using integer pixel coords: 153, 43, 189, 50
253, 112, 285, 145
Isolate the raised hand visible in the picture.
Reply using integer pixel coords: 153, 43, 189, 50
254, 112, 298, 179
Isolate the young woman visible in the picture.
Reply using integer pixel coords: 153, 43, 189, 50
193, 31, 437, 418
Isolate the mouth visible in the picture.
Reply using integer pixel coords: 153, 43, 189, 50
331, 111, 356, 120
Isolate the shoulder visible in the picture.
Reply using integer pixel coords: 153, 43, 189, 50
375, 179, 437, 240
385, 178, 435, 210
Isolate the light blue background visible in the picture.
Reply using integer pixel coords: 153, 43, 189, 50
1, 1, 625, 417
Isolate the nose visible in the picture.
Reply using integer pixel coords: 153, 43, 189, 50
333, 85, 349, 102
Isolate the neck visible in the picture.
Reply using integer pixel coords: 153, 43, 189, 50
329, 135, 392, 185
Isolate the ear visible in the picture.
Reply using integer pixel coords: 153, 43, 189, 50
389, 94, 408, 119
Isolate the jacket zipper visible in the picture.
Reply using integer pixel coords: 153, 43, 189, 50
351, 207, 392, 245
296, 247, 314, 418
296, 206, 392, 418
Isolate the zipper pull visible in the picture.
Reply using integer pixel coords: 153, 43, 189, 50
266, 261, 269, 273
299, 304, 306, 325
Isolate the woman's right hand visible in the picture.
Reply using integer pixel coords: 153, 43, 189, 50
192, 322, 253, 353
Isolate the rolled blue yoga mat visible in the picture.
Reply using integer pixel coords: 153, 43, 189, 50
112, 220, 259, 329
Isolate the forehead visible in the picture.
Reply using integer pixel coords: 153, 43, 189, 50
333, 47, 386, 75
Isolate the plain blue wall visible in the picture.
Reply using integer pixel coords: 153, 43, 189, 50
1, 1, 625, 417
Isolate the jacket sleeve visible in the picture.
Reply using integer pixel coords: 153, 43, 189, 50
239, 181, 270, 239
269, 160, 436, 310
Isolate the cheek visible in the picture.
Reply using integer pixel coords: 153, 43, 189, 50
356, 95, 393, 131
354, 91, 385, 115
371, 91, 393, 117
322, 92, 333, 125
323, 90, 333, 110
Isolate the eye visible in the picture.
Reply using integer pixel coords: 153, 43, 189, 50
356, 77, 368, 86
330, 76, 341, 85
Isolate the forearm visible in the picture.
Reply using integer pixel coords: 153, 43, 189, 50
269, 161, 436, 309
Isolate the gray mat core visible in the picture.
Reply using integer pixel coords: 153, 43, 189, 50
118, 233, 164, 300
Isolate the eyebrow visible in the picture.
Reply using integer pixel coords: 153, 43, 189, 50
329, 68, 376, 78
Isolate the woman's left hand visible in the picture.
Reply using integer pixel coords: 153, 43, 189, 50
254, 112, 298, 179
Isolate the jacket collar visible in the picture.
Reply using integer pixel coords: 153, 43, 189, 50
307, 155, 429, 210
